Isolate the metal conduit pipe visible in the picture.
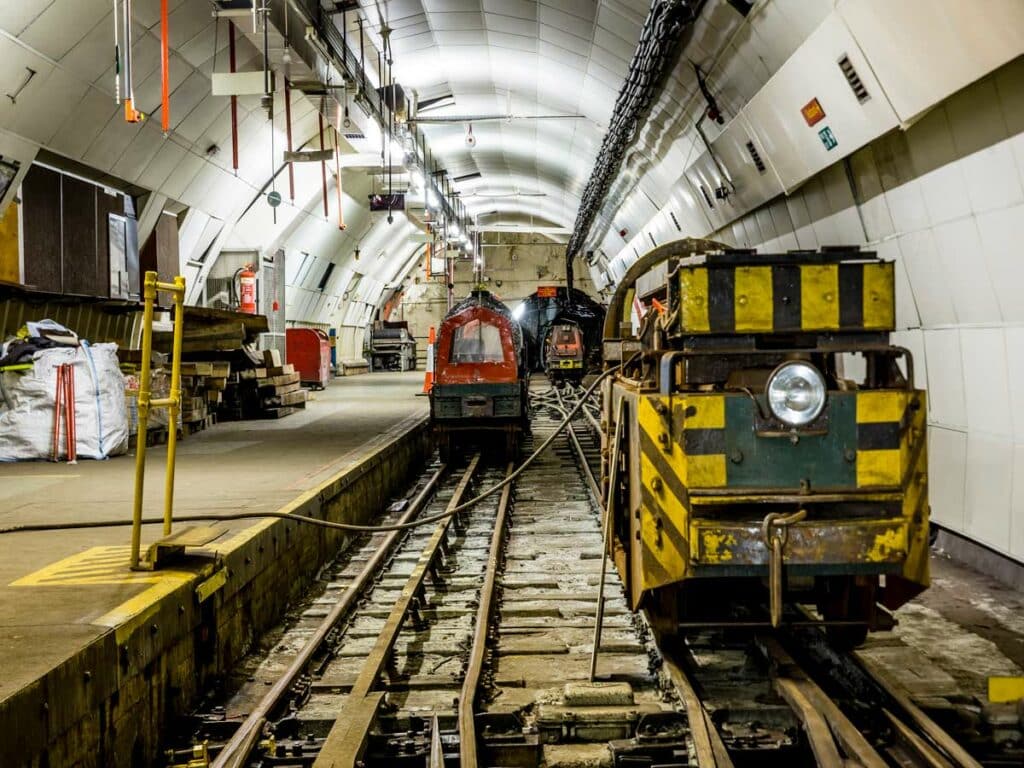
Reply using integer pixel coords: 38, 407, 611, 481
565, 0, 705, 281
602, 237, 725, 341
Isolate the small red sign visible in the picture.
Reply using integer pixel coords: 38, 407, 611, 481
537, 286, 558, 298
801, 98, 826, 127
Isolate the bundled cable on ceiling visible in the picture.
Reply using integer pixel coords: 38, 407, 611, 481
564, 0, 704, 287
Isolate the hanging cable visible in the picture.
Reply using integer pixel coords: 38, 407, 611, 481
564, 0, 704, 272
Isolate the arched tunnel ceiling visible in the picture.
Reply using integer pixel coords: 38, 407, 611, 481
355, 0, 651, 228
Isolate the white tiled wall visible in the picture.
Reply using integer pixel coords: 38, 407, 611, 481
711, 58, 1024, 562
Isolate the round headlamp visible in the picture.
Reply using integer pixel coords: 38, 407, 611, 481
766, 361, 826, 427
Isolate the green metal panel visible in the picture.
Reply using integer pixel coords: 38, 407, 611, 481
432, 382, 521, 420
723, 393, 858, 489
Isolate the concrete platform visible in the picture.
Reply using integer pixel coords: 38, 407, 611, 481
0, 371, 429, 767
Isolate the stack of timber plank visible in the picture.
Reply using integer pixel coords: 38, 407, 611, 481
256, 349, 307, 418
179, 361, 230, 434
217, 350, 306, 421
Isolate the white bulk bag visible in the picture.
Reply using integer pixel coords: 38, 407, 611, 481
0, 342, 129, 461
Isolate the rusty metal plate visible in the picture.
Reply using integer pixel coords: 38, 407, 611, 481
691, 518, 908, 567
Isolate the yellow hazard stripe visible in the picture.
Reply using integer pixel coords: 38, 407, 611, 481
857, 391, 905, 424
684, 395, 725, 429
857, 449, 901, 486
734, 266, 773, 331
863, 262, 895, 329
800, 264, 839, 329
680, 267, 710, 331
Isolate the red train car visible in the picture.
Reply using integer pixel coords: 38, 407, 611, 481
430, 290, 528, 458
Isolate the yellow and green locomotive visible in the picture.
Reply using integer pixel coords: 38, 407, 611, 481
601, 240, 928, 644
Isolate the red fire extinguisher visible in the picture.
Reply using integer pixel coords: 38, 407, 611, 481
238, 265, 257, 314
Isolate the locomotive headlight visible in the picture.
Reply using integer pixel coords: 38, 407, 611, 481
766, 361, 826, 427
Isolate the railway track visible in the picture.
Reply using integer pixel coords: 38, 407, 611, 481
171, 380, 1000, 768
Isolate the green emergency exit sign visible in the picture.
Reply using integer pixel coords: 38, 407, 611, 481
818, 126, 838, 151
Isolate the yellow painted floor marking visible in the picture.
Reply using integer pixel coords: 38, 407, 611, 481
10, 545, 200, 640
9, 546, 181, 586
95, 572, 197, 643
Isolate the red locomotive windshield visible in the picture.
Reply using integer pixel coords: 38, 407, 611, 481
552, 327, 581, 354
436, 305, 518, 384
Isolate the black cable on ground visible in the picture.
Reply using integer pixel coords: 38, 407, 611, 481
0, 365, 623, 537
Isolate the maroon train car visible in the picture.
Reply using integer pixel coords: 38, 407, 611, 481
286, 328, 331, 389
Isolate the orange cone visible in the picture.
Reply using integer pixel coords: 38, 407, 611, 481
421, 325, 435, 394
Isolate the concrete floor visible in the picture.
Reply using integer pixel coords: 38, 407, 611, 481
865, 549, 1024, 704
0, 371, 426, 712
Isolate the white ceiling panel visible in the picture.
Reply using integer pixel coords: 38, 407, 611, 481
111, 119, 169, 182
172, 88, 227, 144
59, 10, 119, 84
131, 0, 188, 30
484, 14, 536, 37
45, 90, 117, 160
0, 3, 54, 37
19, 0, 108, 61
4, 66, 82, 146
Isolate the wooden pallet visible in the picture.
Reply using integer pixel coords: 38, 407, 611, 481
262, 390, 308, 408
144, 427, 169, 447
259, 406, 300, 419
181, 414, 217, 436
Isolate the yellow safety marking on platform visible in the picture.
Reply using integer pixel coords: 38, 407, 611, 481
97, 574, 199, 645
988, 676, 1024, 703
10, 546, 182, 586
11, 545, 197, 640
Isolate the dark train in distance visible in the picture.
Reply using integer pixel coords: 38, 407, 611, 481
543, 320, 586, 386
516, 286, 604, 377
602, 241, 929, 647
430, 290, 529, 459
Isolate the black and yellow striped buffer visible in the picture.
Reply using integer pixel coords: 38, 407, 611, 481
679, 261, 894, 333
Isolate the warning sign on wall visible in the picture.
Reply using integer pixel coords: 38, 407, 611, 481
537, 286, 558, 298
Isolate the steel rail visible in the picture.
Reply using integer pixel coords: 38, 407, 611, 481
312, 455, 482, 768
549, 387, 601, 502
758, 635, 888, 768
854, 651, 984, 768
662, 651, 735, 767
211, 464, 449, 768
581, 400, 601, 435
883, 709, 956, 768
458, 462, 515, 768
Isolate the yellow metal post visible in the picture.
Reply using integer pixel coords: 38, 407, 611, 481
162, 275, 186, 536
129, 270, 186, 570
130, 273, 158, 569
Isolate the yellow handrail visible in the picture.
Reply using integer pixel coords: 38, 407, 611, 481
130, 270, 186, 570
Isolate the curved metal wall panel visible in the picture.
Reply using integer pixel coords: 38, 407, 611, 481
839, 0, 1024, 125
